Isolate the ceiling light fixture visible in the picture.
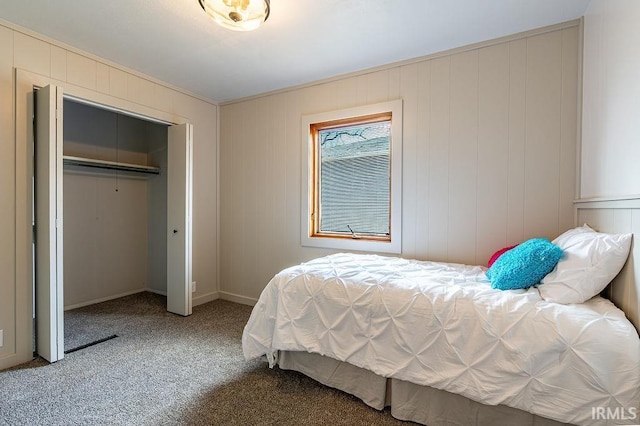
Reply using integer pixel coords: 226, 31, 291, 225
198, 0, 270, 31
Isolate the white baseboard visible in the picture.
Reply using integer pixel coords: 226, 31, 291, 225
193, 291, 219, 306
64, 288, 224, 310
64, 288, 147, 311
146, 288, 167, 296
219, 291, 258, 306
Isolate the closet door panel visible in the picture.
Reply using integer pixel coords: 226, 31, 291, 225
35, 84, 64, 362
167, 123, 193, 316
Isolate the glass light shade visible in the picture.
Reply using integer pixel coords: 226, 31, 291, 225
199, 0, 270, 31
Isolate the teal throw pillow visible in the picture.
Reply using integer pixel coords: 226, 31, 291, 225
486, 238, 563, 290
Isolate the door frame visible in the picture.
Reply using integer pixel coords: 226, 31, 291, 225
15, 69, 192, 363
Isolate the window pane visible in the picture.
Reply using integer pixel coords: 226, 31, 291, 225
319, 121, 390, 235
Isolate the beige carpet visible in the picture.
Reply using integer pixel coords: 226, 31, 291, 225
0, 292, 412, 425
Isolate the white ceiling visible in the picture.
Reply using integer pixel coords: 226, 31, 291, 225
0, 0, 591, 103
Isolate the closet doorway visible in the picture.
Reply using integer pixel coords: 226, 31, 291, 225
33, 84, 193, 363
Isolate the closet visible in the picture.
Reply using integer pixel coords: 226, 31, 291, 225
62, 99, 167, 309
34, 85, 193, 363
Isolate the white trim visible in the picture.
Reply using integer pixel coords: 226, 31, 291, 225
194, 291, 219, 306
63, 288, 147, 311
216, 105, 221, 299
574, 197, 640, 209
301, 99, 403, 254
63, 288, 219, 310
219, 291, 258, 306
575, 17, 584, 203
64, 288, 220, 311
64, 94, 173, 126
146, 288, 167, 296
575, 194, 640, 203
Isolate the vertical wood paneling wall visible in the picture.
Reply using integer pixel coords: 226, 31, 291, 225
220, 22, 581, 303
0, 23, 218, 369
581, 0, 640, 199
576, 202, 640, 332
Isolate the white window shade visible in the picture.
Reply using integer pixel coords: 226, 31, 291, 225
319, 125, 390, 236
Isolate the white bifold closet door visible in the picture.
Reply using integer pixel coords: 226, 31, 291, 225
35, 85, 64, 363
34, 84, 193, 363
167, 123, 193, 317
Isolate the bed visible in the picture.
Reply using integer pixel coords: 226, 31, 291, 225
242, 215, 640, 426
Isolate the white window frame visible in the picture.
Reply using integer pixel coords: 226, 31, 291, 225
301, 99, 403, 254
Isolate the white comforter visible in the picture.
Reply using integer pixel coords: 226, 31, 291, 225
242, 253, 640, 425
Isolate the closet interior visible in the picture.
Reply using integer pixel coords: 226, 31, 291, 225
62, 100, 169, 310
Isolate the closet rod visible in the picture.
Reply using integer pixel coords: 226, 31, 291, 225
62, 155, 160, 175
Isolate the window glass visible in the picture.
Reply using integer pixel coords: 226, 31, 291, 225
318, 120, 390, 237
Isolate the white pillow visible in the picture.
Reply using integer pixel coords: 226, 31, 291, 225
538, 224, 632, 304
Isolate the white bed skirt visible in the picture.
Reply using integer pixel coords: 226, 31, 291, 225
277, 351, 569, 426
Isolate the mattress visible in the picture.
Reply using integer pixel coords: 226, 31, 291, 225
243, 253, 640, 425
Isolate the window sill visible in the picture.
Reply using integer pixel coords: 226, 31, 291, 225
301, 234, 401, 254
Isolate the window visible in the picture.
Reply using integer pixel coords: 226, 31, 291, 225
301, 100, 402, 253
313, 115, 391, 238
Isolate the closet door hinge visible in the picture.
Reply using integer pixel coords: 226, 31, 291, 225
32, 224, 36, 243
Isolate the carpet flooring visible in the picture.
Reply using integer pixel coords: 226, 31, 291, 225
0, 292, 411, 425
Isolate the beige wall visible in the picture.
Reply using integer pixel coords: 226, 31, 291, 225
576, 202, 640, 332
578, 2, 640, 333
0, 23, 218, 369
581, 0, 640, 199
0, 27, 16, 367
220, 22, 581, 303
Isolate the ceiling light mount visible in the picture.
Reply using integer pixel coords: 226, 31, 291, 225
199, 0, 270, 31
